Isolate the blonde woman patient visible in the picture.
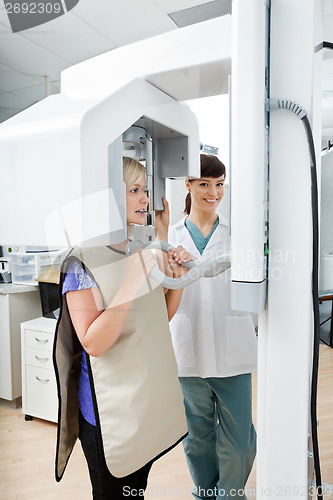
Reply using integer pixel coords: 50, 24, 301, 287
53, 157, 193, 500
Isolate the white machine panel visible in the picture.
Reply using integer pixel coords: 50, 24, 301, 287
230, 0, 268, 313
0, 78, 199, 248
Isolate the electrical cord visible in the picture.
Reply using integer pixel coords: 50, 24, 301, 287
266, 98, 322, 500
303, 113, 322, 500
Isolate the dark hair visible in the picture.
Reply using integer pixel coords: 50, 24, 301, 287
184, 154, 226, 215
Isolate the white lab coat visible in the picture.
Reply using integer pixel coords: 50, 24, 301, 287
168, 217, 257, 378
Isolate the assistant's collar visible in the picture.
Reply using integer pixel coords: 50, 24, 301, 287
172, 215, 228, 230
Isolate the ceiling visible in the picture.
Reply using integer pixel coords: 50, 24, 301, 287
0, 0, 332, 124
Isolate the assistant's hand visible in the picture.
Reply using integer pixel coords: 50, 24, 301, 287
154, 197, 169, 241
167, 245, 194, 278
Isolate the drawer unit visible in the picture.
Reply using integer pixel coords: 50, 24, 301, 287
21, 317, 58, 423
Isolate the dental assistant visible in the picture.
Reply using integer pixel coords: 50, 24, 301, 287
168, 154, 257, 500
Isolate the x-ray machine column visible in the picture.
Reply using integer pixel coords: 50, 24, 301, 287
231, 0, 322, 497
249, 1, 321, 497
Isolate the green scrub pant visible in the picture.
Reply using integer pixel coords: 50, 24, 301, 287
179, 374, 256, 500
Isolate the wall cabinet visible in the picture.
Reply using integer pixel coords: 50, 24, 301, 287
0, 285, 42, 402
21, 317, 57, 422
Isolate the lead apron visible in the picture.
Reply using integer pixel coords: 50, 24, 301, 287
54, 246, 187, 480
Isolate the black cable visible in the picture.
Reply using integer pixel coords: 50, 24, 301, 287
301, 115, 323, 500
268, 38, 333, 498
266, 98, 323, 499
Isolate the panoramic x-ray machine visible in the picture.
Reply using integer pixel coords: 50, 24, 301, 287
0, 0, 324, 498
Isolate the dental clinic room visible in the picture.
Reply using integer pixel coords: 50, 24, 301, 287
1, 1, 333, 499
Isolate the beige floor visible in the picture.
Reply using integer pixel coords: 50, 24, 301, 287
1, 345, 332, 499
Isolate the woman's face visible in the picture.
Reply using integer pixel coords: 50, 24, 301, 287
186, 175, 225, 213
126, 176, 149, 225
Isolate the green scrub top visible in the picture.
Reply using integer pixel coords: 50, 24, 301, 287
184, 216, 219, 255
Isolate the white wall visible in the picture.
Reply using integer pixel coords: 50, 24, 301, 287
167, 94, 230, 226
320, 149, 333, 290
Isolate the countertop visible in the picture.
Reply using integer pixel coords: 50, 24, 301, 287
0, 283, 39, 295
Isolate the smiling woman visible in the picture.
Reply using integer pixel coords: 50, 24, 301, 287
184, 154, 226, 229
168, 153, 257, 500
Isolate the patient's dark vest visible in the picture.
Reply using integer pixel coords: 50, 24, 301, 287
53, 246, 187, 480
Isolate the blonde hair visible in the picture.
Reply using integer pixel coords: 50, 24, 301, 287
123, 156, 146, 188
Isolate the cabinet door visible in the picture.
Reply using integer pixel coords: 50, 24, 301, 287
25, 365, 58, 422
0, 295, 12, 399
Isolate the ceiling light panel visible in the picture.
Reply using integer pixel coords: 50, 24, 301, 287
0, 92, 32, 109
0, 64, 41, 92
12, 83, 59, 101
0, 32, 71, 79
153, 0, 214, 15
0, 108, 22, 122
71, 0, 176, 47
168, 0, 231, 28
0, 17, 12, 33
22, 12, 117, 65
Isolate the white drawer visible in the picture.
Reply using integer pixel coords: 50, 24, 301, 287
25, 329, 53, 352
26, 347, 53, 370
26, 365, 58, 421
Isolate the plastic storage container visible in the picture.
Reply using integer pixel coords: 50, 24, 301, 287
11, 251, 60, 286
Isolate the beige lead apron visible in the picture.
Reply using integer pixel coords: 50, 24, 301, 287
54, 246, 187, 480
